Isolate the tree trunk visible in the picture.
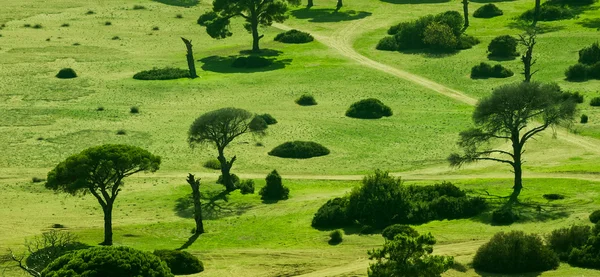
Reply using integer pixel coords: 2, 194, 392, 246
462, 0, 469, 28
510, 142, 523, 204
181, 37, 198, 79
522, 48, 533, 82
307, 0, 313, 8
217, 149, 236, 192
101, 203, 113, 245
186, 174, 204, 235
251, 19, 261, 53
533, 0, 541, 26
336, 0, 343, 11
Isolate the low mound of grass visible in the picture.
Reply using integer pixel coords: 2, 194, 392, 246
268, 141, 330, 159
133, 67, 189, 80
274, 30, 314, 44
56, 68, 78, 79
345, 98, 392, 119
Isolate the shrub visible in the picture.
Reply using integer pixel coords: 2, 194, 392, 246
61, 23, 70, 27
376, 36, 398, 51
382, 224, 419, 241
312, 197, 351, 228
197, 12, 218, 26
32, 177, 45, 183
152, 26, 160, 31
24, 231, 89, 273
112, 36, 120, 40
473, 231, 560, 274
33, 24, 43, 29
488, 35, 518, 57
217, 173, 239, 186
434, 11, 463, 36
133, 5, 146, 10
268, 141, 330, 159
238, 179, 255, 194
105, 21, 112, 26
579, 43, 600, 65
116, 130, 126, 135
152, 250, 203, 275
581, 114, 589, 123
360, 225, 375, 235
258, 114, 277, 125
85, 10, 95, 15
231, 56, 272, 68
274, 29, 314, 44
96, 107, 105, 111
133, 67, 189, 80
295, 94, 317, 106
590, 210, 600, 224
130, 106, 139, 114
345, 98, 393, 119
473, 3, 503, 18
329, 230, 343, 244
471, 62, 513, 79
203, 159, 221, 170
491, 207, 517, 225
249, 115, 268, 132
589, 62, 600, 79
547, 225, 592, 261
543, 193, 566, 200
566, 63, 589, 81
590, 97, 600, 107
457, 34, 480, 50
422, 22, 457, 51
568, 224, 600, 269
521, 4, 575, 21
176, 14, 183, 19
56, 68, 77, 79
42, 246, 173, 277
562, 91, 585, 103
259, 170, 289, 201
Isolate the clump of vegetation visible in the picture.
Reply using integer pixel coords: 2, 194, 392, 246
471, 62, 514, 79
473, 3, 503, 18
197, 12, 218, 26
153, 249, 204, 275
578, 42, 600, 65
274, 29, 314, 44
590, 97, 600, 107
116, 130, 127, 135
23, 24, 32, 28
543, 193, 566, 200
257, 114, 277, 125
581, 114, 589, 123
564, 43, 600, 81
259, 170, 289, 201
295, 94, 317, 106
238, 179, 255, 194
249, 116, 268, 132
568, 223, 600, 269
521, 4, 575, 21
32, 24, 42, 29
61, 23, 70, 27
152, 26, 160, 31
488, 35, 518, 58
130, 106, 139, 114
203, 159, 221, 170
547, 225, 592, 261
381, 224, 419, 241
133, 67, 190, 80
32, 177, 45, 183
133, 5, 146, 10
491, 207, 517, 225
562, 91, 585, 103
42, 246, 173, 277
268, 141, 330, 159
312, 197, 351, 228
176, 14, 183, 19
329, 230, 343, 244
590, 210, 600, 223
346, 98, 392, 119
56, 68, 78, 79
86, 10, 96, 15
105, 21, 112, 26
231, 56, 272, 68
112, 36, 120, 40
473, 231, 560, 274
566, 63, 590, 81
360, 225, 375, 235
217, 173, 240, 186
96, 107, 105, 111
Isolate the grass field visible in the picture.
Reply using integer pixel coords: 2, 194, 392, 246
1, 0, 600, 276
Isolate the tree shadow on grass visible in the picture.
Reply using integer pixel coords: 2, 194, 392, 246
152, 0, 199, 6
290, 8, 372, 22
380, 0, 449, 4
470, 0, 515, 3
176, 233, 200, 250
506, 21, 566, 34
488, 54, 519, 61
577, 18, 600, 29
174, 190, 254, 220
199, 54, 291, 74
239, 48, 283, 57
469, 198, 572, 225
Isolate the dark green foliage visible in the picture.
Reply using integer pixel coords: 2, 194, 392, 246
590, 97, 600, 107
473, 231, 560, 274
133, 5, 146, 10
176, 14, 183, 18
589, 62, 600, 79
578, 43, 600, 65
24, 231, 89, 274
32, 177, 45, 183
41, 246, 173, 277
133, 67, 190, 80
590, 210, 600, 223
311, 197, 351, 228
112, 36, 120, 40
488, 35, 518, 57
562, 91, 585, 103
116, 129, 126, 135
471, 62, 514, 79
382, 224, 419, 241
543, 193, 566, 200
130, 106, 139, 114
61, 23, 70, 27
152, 250, 204, 275
258, 114, 277, 125
456, 34, 480, 50
152, 26, 160, 31
422, 22, 457, 51
368, 233, 454, 277
203, 159, 221, 170
547, 0, 596, 5
376, 36, 398, 51
329, 230, 343, 244
521, 4, 575, 21
268, 141, 330, 159
85, 10, 95, 15
434, 11, 463, 36
346, 98, 393, 119
249, 115, 268, 131
568, 224, 600, 269
295, 94, 317, 106
473, 3, 503, 18
360, 225, 375, 235
56, 68, 77, 79
581, 114, 589, 123
197, 12, 218, 26
105, 21, 112, 26
231, 56, 273, 68
217, 173, 240, 186
547, 225, 592, 261
491, 207, 517, 225
274, 29, 314, 44
238, 179, 255, 194
23, 24, 32, 28
259, 170, 289, 200
96, 106, 105, 111
566, 63, 589, 81
33, 24, 43, 29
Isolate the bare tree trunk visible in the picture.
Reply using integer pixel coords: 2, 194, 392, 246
519, 29, 537, 83
307, 0, 313, 8
181, 37, 198, 79
250, 19, 262, 53
462, 0, 469, 28
336, 0, 343, 11
101, 203, 113, 245
217, 149, 236, 192
533, 0, 541, 26
186, 174, 204, 234
510, 143, 523, 204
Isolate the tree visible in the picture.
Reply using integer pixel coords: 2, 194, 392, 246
462, 0, 469, 28
259, 170, 289, 201
186, 174, 204, 235
518, 28, 538, 82
188, 108, 267, 192
534, 0, 541, 25
181, 37, 198, 79
198, 0, 300, 53
448, 82, 576, 203
368, 233, 454, 277
45, 144, 161, 246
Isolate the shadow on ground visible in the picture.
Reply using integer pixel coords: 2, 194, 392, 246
174, 190, 255, 220
506, 21, 566, 34
577, 18, 600, 29
380, 0, 449, 4
199, 49, 291, 73
291, 8, 372, 22
152, 0, 199, 6
470, 0, 515, 3
469, 197, 573, 225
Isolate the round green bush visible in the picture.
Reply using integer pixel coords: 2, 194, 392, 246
217, 173, 240, 186
457, 34, 480, 50
473, 231, 560, 274
259, 170, 289, 201
488, 35, 518, 57
238, 179, 255, 195
546, 225, 592, 261
422, 22, 457, 51
588, 62, 600, 79
579, 43, 600, 65
521, 4, 575, 21
274, 29, 314, 44
56, 68, 77, 79
203, 159, 221, 170
491, 207, 517, 225
566, 63, 589, 81
473, 3, 503, 18
41, 246, 173, 277
312, 197, 351, 228
258, 114, 277, 125
231, 56, 272, 68
581, 114, 589, 124
590, 97, 600, 107
590, 210, 600, 224
471, 62, 513, 79
376, 36, 398, 51
153, 249, 204, 275
345, 98, 393, 119
381, 224, 419, 241
249, 116, 268, 132
295, 94, 317, 106
268, 141, 330, 159
329, 229, 343, 244
133, 67, 189, 80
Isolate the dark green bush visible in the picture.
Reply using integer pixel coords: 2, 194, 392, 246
581, 114, 589, 123
376, 36, 398, 51
153, 249, 204, 275
203, 159, 220, 170
473, 231, 560, 274
42, 246, 173, 277
590, 210, 600, 223
543, 193, 566, 200
382, 224, 419, 241
488, 35, 518, 57
258, 114, 277, 125
231, 56, 272, 68
473, 3, 503, 18
590, 97, 600, 107
360, 225, 375, 235
104, 21, 112, 26
274, 29, 314, 44
562, 91, 585, 103
133, 5, 146, 10
32, 177, 45, 183
130, 106, 139, 114
133, 67, 189, 80
491, 207, 517, 225
61, 23, 70, 27
434, 11, 463, 36
521, 4, 575, 21
329, 230, 343, 244
56, 68, 77, 79
296, 94, 317, 106
249, 116, 268, 132
259, 170, 289, 201
579, 43, 600, 65
85, 10, 95, 15
422, 22, 457, 51
238, 179, 255, 194
471, 62, 513, 79
547, 225, 592, 261
116, 130, 126, 135
217, 173, 240, 186
345, 98, 393, 119
566, 63, 590, 81
568, 223, 600, 269
312, 197, 351, 228
268, 141, 330, 159
457, 34, 480, 50
588, 62, 600, 79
